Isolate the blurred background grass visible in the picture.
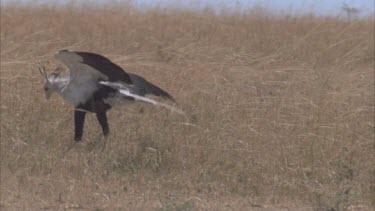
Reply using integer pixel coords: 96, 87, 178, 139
1, 1, 374, 210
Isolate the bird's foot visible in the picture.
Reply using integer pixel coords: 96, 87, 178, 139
61, 140, 81, 157
91, 134, 108, 152
101, 136, 108, 152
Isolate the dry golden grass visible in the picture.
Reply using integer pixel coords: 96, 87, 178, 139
1, 2, 374, 210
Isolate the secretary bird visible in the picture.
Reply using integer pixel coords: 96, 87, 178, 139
40, 50, 180, 148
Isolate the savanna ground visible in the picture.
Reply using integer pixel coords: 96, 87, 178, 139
0, 2, 374, 210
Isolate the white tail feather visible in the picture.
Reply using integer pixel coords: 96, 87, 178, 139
99, 81, 184, 115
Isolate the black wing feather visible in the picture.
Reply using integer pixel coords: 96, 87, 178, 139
129, 73, 176, 103
74, 51, 133, 84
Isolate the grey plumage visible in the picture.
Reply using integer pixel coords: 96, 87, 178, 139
41, 49, 178, 143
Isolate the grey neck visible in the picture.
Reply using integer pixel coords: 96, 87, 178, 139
48, 76, 69, 96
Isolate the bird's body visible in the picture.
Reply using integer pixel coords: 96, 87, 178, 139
41, 50, 177, 142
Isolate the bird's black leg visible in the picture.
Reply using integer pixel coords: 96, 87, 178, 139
96, 112, 109, 137
74, 110, 86, 141
62, 110, 86, 156
96, 112, 109, 151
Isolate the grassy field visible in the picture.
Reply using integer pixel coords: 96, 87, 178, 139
1, 2, 374, 210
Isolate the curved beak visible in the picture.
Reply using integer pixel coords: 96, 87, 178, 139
45, 92, 52, 100
44, 88, 53, 100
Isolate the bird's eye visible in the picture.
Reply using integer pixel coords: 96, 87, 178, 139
44, 87, 49, 91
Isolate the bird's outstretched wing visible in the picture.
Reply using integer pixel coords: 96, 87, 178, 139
129, 73, 176, 103
55, 50, 132, 84
100, 81, 184, 114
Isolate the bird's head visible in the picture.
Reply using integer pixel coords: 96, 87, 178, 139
39, 65, 63, 100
